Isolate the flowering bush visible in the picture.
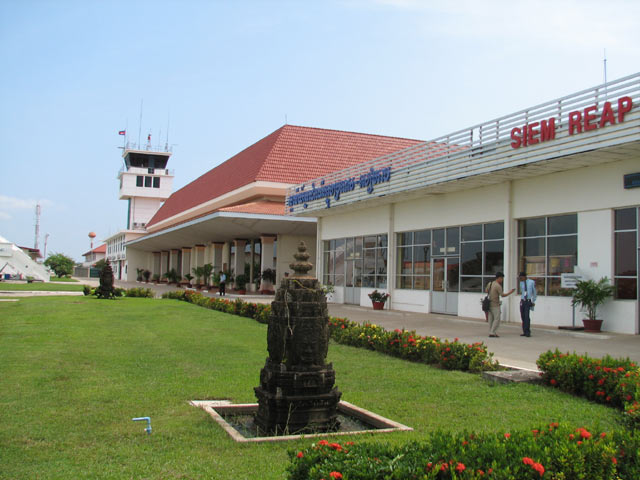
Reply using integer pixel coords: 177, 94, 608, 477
537, 349, 640, 429
368, 290, 390, 303
328, 318, 499, 373
287, 424, 640, 480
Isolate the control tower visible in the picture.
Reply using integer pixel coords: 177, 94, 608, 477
118, 141, 174, 231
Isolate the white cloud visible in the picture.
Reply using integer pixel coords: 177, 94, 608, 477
0, 211, 11, 220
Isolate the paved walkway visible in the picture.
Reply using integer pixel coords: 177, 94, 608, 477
327, 305, 640, 371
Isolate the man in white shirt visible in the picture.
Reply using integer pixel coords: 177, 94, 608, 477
519, 271, 537, 337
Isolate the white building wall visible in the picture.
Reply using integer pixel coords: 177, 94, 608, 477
318, 158, 640, 334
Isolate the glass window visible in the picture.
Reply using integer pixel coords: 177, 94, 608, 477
484, 222, 504, 240
364, 236, 377, 248
153, 177, 160, 188
397, 246, 412, 275
548, 214, 577, 236
395, 231, 431, 289
398, 232, 412, 246
446, 227, 459, 255
144, 176, 152, 187
461, 224, 482, 242
614, 208, 638, 300
518, 214, 577, 296
615, 208, 636, 231
414, 230, 431, 245
461, 242, 482, 275
432, 229, 445, 255
484, 240, 504, 275
460, 222, 504, 291
136, 176, 143, 187
519, 217, 545, 237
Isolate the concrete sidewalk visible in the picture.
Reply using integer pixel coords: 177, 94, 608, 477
327, 304, 640, 371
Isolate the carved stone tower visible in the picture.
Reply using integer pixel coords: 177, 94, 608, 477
253, 241, 341, 434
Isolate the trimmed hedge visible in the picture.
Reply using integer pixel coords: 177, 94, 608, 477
287, 424, 640, 479
328, 317, 500, 373
537, 349, 640, 429
83, 286, 154, 298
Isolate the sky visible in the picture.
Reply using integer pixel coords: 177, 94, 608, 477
1, 0, 639, 261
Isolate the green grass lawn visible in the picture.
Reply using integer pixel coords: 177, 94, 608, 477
50, 276, 79, 282
0, 297, 626, 479
0, 282, 85, 292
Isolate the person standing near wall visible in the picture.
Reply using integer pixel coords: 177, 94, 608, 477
486, 272, 515, 338
519, 271, 537, 337
219, 271, 226, 296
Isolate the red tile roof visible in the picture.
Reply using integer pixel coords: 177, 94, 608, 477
82, 244, 106, 256
147, 125, 422, 228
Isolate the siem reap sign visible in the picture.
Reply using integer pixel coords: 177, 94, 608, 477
510, 96, 633, 149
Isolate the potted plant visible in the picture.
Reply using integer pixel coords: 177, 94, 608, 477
143, 270, 151, 283
152, 273, 161, 284
235, 274, 248, 294
260, 268, 277, 294
192, 266, 204, 288
368, 289, 390, 310
136, 268, 144, 282
202, 263, 214, 289
166, 268, 180, 285
184, 273, 194, 288
571, 277, 615, 332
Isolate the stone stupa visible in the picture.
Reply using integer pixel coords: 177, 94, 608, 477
253, 241, 341, 434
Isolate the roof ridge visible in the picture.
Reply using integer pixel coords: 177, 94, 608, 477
283, 123, 424, 142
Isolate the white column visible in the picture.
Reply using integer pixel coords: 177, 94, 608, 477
181, 247, 191, 280
387, 203, 396, 309
504, 180, 515, 322
259, 235, 276, 290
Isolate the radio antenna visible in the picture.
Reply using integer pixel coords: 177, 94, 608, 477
603, 49, 608, 96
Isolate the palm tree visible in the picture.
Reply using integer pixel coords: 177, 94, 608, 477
202, 263, 214, 288
192, 266, 204, 286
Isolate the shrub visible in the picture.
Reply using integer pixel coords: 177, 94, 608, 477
287, 424, 640, 480
83, 285, 92, 296
537, 349, 640, 429
124, 287, 155, 298
328, 318, 499, 373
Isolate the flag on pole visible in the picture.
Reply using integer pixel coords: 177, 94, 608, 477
118, 130, 126, 136
147, 133, 151, 142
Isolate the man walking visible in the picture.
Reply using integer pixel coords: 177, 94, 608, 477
486, 272, 515, 338
519, 271, 537, 337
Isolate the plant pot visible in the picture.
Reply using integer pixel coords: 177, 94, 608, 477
372, 301, 385, 310
582, 319, 603, 333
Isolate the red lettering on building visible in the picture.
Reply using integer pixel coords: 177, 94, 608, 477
540, 118, 556, 141
618, 96, 633, 122
511, 96, 633, 149
568, 111, 583, 135
599, 102, 616, 128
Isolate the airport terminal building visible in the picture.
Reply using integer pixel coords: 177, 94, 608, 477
287, 73, 640, 334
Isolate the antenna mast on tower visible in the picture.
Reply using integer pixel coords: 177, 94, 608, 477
34, 203, 41, 250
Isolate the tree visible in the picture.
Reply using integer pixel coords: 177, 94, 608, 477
44, 253, 75, 278
95, 260, 116, 299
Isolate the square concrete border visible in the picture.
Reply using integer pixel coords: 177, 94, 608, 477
190, 400, 413, 443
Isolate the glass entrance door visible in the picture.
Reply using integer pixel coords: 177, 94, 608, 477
344, 237, 362, 304
431, 257, 460, 315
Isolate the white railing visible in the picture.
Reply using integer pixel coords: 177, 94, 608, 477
286, 72, 640, 213
118, 166, 174, 176
124, 142, 172, 153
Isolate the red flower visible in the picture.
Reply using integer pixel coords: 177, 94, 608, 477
504, 433, 511, 439
588, 374, 594, 380
297, 451, 303, 458
598, 378, 605, 385
578, 428, 592, 440
456, 462, 466, 472
329, 472, 342, 479
532, 429, 539, 437
522, 457, 534, 466
569, 434, 575, 440
550, 379, 557, 385
532, 462, 545, 476
600, 432, 607, 438
318, 440, 329, 446
329, 442, 342, 451
612, 457, 617, 464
